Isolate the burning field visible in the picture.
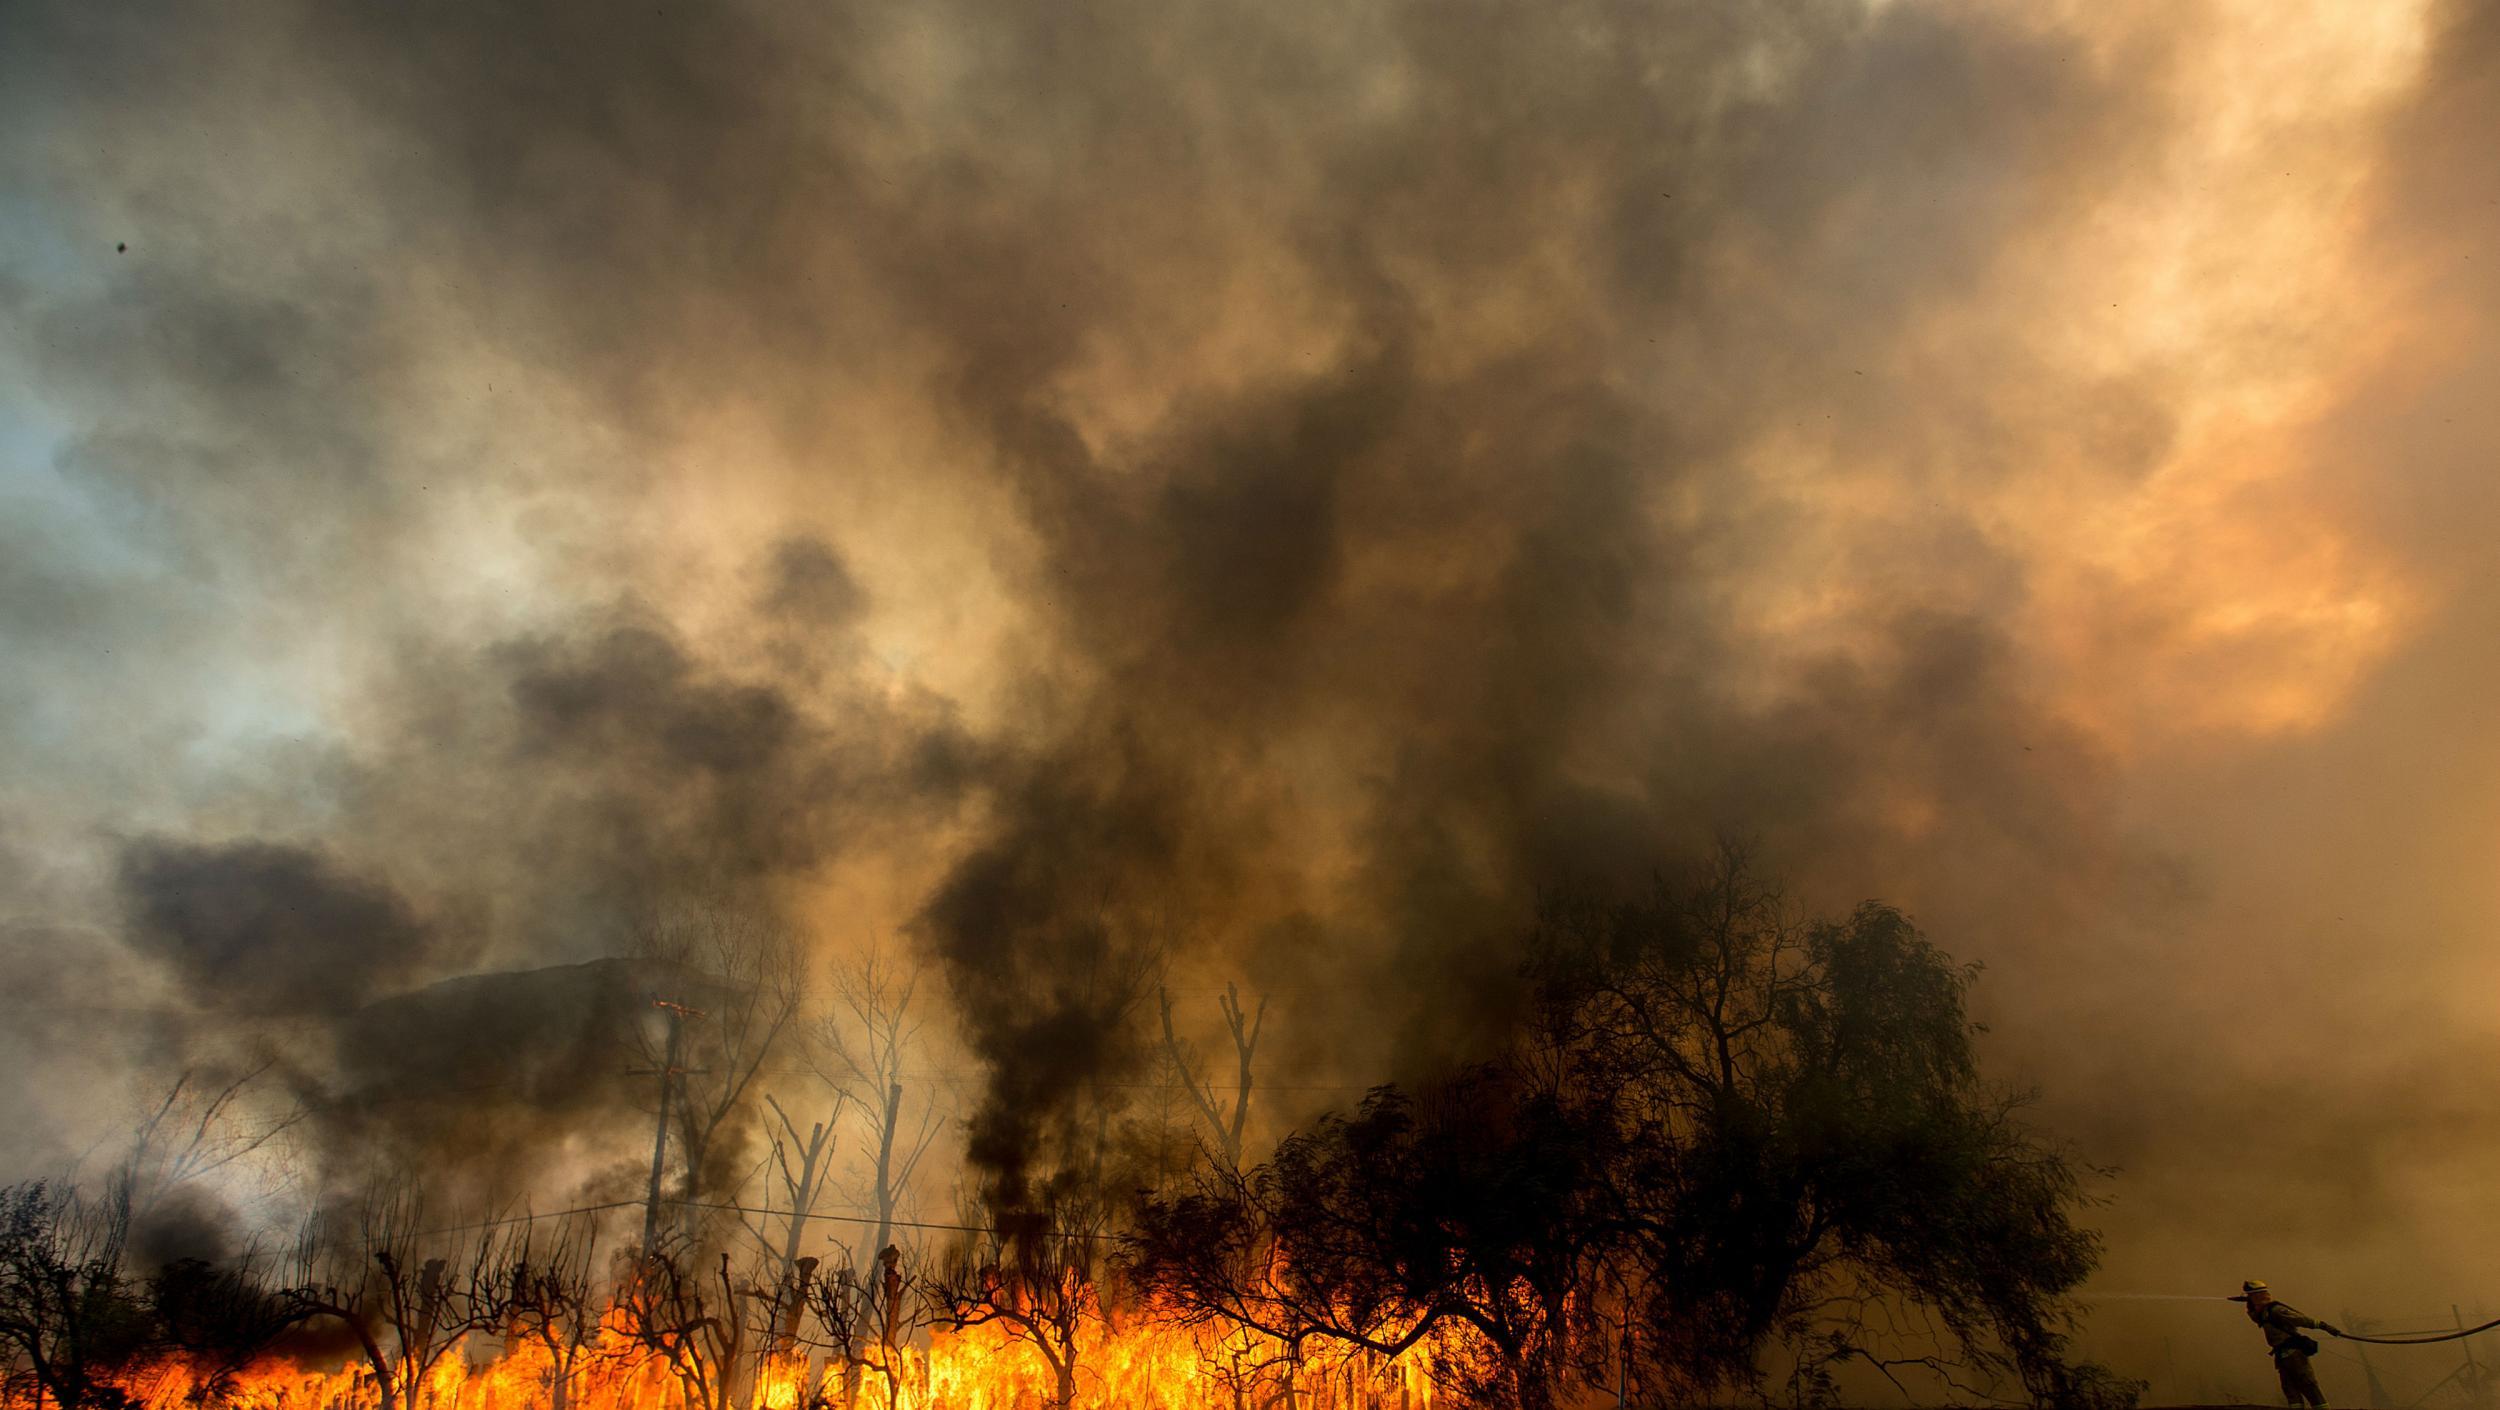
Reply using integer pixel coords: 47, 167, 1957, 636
8, 0, 2500, 1405
0, 857, 2138, 1409
39, 1313, 1441, 1410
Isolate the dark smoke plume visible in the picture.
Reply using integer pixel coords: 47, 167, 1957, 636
118, 840, 439, 1015
3, 1, 2497, 1399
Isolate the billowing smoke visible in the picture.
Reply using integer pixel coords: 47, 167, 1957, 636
120, 840, 438, 1014
4, 0, 2499, 1398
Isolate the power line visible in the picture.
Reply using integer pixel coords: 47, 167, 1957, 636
261, 1062, 1380, 1108
670, 1197, 1120, 1244
309, 1194, 1116, 1254
314, 1200, 645, 1251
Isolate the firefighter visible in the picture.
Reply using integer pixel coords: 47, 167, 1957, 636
2239, 1279, 2343, 1408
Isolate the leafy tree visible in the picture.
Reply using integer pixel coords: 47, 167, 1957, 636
147, 1254, 312, 1403
0, 1183, 153, 1409
1134, 845, 2141, 1410
1132, 1072, 1617, 1410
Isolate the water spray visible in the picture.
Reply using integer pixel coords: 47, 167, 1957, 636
2088, 1294, 2237, 1303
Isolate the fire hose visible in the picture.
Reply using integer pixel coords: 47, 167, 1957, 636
2326, 1319, 2500, 1347
2231, 1297, 2500, 1346
2097, 1296, 2500, 1347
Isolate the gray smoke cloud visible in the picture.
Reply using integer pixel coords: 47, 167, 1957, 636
118, 839, 440, 1014
3, 0, 2497, 1398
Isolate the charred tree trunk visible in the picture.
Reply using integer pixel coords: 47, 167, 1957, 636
348, 1318, 397, 1410
872, 1081, 901, 1253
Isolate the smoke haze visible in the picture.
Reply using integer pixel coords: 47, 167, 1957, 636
4, 0, 2498, 1398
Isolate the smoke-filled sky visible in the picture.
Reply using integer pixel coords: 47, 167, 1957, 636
4, 0, 2499, 1397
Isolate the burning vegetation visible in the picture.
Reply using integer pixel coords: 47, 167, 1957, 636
8, 0, 2500, 1402
0, 849, 2134, 1410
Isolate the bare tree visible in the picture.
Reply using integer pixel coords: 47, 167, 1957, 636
801, 1256, 874, 1410
800, 1245, 916, 1410
1158, 982, 1265, 1171
105, 1064, 305, 1233
609, 1248, 747, 1410
471, 1216, 600, 1410
810, 953, 946, 1273
288, 1186, 414, 1410
928, 1186, 1123, 1410
290, 1181, 512, 1410
739, 1094, 844, 1363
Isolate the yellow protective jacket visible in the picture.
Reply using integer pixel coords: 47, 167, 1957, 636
2251, 1300, 2328, 1357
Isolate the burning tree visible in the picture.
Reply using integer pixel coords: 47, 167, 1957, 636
0, 1183, 153, 1409
609, 1249, 747, 1410
288, 1181, 516, 1410
800, 1244, 915, 1410
0, 855, 2139, 1410
145, 1253, 311, 1403
927, 1185, 1125, 1410
1129, 1072, 1618, 1410
472, 1215, 602, 1410
0, 1069, 311, 1410
1134, 844, 2141, 1410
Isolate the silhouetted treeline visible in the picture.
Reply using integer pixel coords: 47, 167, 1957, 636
0, 853, 2138, 1410
0, 1183, 307, 1409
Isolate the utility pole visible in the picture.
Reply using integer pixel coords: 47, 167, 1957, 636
638, 998, 700, 1256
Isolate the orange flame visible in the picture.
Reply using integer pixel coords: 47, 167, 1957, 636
28, 1309, 1438, 1410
